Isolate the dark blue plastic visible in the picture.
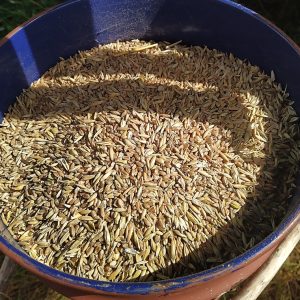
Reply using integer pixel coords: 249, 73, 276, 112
0, 0, 299, 295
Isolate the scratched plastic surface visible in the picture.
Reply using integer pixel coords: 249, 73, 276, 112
0, 0, 299, 299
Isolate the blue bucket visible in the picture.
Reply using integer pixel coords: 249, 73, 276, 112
0, 1, 299, 299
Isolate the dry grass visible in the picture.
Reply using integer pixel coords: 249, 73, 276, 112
221, 244, 300, 300
258, 244, 300, 300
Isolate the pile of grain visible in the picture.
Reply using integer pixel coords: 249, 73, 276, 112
0, 40, 299, 282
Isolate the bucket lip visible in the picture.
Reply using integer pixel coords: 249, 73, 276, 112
0, 0, 300, 295
1, 206, 299, 294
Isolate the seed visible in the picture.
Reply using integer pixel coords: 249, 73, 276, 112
0, 39, 298, 283
170, 240, 176, 262
125, 248, 139, 255
108, 266, 122, 281
131, 269, 142, 280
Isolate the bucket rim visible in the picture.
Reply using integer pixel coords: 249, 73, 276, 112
0, 0, 299, 295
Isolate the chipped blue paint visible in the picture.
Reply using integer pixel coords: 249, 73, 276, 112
0, 0, 300, 296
